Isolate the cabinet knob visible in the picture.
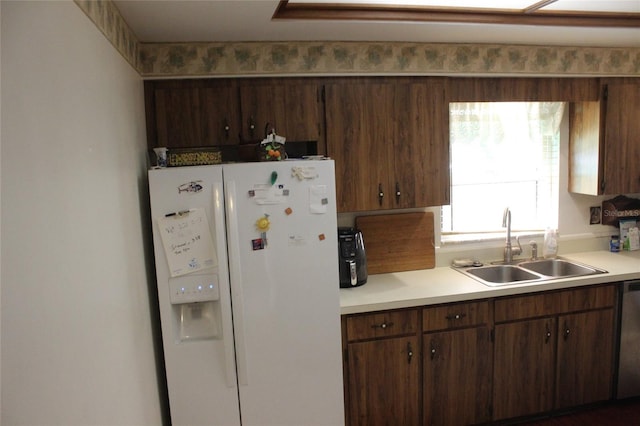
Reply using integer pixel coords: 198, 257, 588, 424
371, 321, 393, 330
446, 313, 467, 320
545, 323, 552, 343
248, 116, 256, 136
395, 182, 401, 202
407, 342, 414, 364
378, 184, 384, 206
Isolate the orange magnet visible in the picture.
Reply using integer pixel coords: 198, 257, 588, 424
284, 207, 293, 215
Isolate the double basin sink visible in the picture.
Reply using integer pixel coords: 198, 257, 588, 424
455, 257, 607, 287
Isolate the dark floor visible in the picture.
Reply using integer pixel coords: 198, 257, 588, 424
518, 399, 640, 425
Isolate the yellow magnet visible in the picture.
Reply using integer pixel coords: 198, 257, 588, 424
256, 214, 271, 232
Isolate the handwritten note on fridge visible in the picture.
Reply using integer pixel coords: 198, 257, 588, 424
157, 208, 217, 277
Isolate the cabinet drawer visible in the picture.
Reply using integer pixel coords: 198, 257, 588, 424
345, 309, 418, 342
422, 301, 490, 332
495, 284, 616, 323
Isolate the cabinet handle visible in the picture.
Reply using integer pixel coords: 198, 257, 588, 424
371, 321, 394, 330
545, 323, 552, 344
223, 119, 230, 138
378, 184, 384, 206
564, 321, 570, 341
430, 344, 436, 361
407, 342, 414, 364
445, 313, 467, 321
248, 116, 256, 136
395, 182, 401, 203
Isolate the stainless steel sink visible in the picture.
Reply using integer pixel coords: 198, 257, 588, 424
518, 258, 606, 278
455, 257, 607, 287
463, 265, 542, 285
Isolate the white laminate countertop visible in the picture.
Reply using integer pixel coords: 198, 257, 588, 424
340, 250, 640, 315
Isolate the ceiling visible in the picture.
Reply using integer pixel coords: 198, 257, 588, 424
113, 0, 640, 47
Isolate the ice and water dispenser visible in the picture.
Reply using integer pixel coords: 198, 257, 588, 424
169, 273, 221, 342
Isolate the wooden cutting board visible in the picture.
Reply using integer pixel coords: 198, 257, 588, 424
355, 212, 435, 274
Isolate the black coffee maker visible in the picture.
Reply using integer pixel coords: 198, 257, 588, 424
338, 227, 367, 288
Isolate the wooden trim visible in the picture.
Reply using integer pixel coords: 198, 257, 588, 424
273, 0, 640, 28
448, 77, 600, 102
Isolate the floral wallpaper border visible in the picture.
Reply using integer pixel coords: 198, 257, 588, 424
138, 42, 640, 77
74, 0, 139, 70
76, 0, 640, 78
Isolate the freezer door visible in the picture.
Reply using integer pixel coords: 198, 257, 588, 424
149, 166, 240, 426
223, 160, 345, 426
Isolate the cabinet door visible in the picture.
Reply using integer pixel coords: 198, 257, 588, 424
239, 82, 322, 143
493, 318, 556, 420
556, 309, 615, 409
151, 83, 239, 148
393, 80, 450, 208
347, 336, 420, 426
325, 83, 395, 211
603, 82, 640, 194
424, 327, 492, 426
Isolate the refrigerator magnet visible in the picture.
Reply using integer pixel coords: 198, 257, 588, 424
252, 238, 265, 250
255, 214, 271, 247
291, 166, 318, 181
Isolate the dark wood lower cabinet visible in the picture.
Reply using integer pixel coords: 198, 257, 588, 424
555, 309, 615, 409
493, 317, 557, 420
342, 284, 618, 425
493, 284, 617, 422
423, 326, 492, 426
346, 336, 420, 426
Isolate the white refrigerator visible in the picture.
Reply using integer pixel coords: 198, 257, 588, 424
148, 160, 345, 426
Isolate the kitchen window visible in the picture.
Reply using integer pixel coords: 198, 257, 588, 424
441, 101, 565, 242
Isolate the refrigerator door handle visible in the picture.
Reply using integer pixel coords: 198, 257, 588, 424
225, 180, 250, 386
213, 181, 239, 389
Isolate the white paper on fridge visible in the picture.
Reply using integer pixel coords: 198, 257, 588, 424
309, 185, 328, 214
252, 184, 287, 205
157, 207, 217, 277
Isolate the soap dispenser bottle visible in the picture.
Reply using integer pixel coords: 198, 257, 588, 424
543, 228, 559, 258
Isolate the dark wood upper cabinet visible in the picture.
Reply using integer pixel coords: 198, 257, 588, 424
569, 78, 640, 195
325, 77, 450, 212
144, 76, 637, 202
145, 78, 324, 155
238, 80, 323, 144
145, 79, 239, 148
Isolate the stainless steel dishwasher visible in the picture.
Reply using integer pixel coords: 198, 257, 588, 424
618, 280, 640, 399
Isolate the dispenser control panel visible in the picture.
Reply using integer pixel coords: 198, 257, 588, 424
168, 273, 219, 304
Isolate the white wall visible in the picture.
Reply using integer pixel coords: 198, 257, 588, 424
1, 2, 163, 425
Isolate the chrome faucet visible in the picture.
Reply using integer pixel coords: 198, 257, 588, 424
529, 241, 538, 260
502, 207, 522, 264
